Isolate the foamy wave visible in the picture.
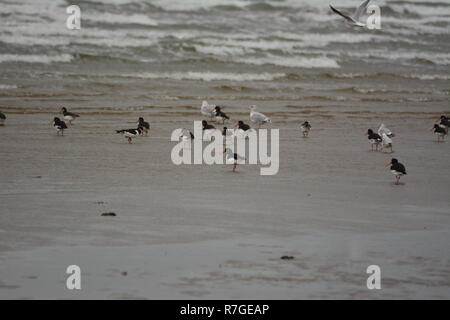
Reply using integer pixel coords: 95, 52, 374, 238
85, 12, 158, 26
238, 55, 340, 68
119, 71, 286, 81
0, 84, 18, 90
193, 45, 253, 56
0, 54, 73, 64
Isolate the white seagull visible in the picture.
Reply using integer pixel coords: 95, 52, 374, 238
378, 123, 394, 153
330, 0, 370, 28
201, 101, 216, 119
249, 105, 271, 128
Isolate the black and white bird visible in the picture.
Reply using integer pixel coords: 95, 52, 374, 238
60, 107, 79, 125
330, 0, 370, 28
202, 120, 215, 130
432, 124, 446, 142
0, 111, 6, 125
116, 127, 142, 144
366, 129, 382, 151
437, 115, 449, 134
201, 101, 216, 119
52, 117, 68, 136
249, 105, 271, 128
222, 147, 246, 172
236, 120, 251, 131
137, 117, 150, 136
300, 121, 311, 137
214, 106, 229, 124
387, 158, 407, 185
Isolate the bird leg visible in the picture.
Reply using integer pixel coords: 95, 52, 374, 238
128, 137, 132, 144
232, 163, 237, 172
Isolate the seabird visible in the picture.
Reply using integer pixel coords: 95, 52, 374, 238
222, 147, 245, 172
366, 129, 382, 151
249, 105, 271, 128
0, 111, 5, 125
432, 124, 446, 142
437, 115, 449, 134
136, 117, 150, 136
116, 127, 143, 144
202, 120, 215, 130
300, 121, 311, 137
378, 124, 394, 153
387, 158, 407, 185
214, 106, 230, 124
60, 107, 79, 125
330, 0, 370, 28
52, 117, 67, 136
201, 101, 216, 119
236, 120, 251, 131
180, 128, 194, 141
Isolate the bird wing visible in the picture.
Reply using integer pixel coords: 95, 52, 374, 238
353, 0, 370, 21
67, 111, 79, 117
330, 4, 356, 22
251, 111, 270, 122
329, 5, 357, 23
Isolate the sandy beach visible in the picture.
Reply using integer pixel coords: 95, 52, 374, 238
1, 109, 449, 299
1, 0, 450, 299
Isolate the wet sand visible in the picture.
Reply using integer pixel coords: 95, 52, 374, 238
1, 108, 450, 299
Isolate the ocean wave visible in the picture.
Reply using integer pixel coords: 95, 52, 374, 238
84, 12, 158, 26
0, 54, 73, 64
0, 84, 18, 90
112, 71, 286, 81
325, 72, 450, 81
237, 55, 340, 68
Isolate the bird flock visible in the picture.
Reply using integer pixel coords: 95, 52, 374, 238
0, 105, 448, 182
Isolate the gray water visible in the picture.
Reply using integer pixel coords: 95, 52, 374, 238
0, 0, 449, 115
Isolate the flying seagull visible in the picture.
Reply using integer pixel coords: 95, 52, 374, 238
330, 0, 370, 27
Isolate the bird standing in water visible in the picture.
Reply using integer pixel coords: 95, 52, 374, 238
387, 158, 407, 185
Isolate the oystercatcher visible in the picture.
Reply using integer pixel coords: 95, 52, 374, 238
0, 111, 5, 125
366, 129, 382, 151
214, 106, 229, 124
236, 120, 251, 131
60, 107, 79, 125
116, 127, 142, 144
387, 158, 407, 185
432, 124, 446, 142
300, 121, 311, 137
52, 117, 67, 136
437, 115, 449, 134
137, 117, 150, 136
223, 148, 246, 172
202, 120, 215, 130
